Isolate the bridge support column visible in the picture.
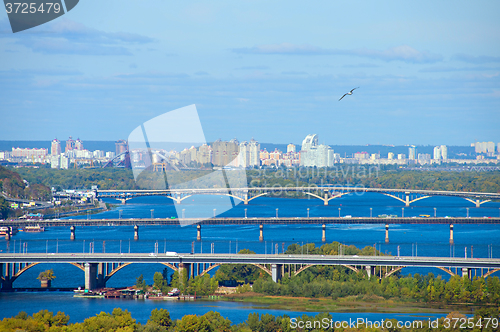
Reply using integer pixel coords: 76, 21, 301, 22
365, 265, 374, 278
0, 263, 13, 290
244, 193, 249, 205
324, 192, 329, 206
322, 224, 326, 242
271, 264, 282, 283
259, 224, 264, 242
70, 226, 76, 241
97, 263, 106, 288
4, 227, 11, 240
462, 268, 469, 278
178, 263, 191, 291
385, 224, 389, 243
449, 224, 454, 245
197, 225, 201, 241
405, 194, 410, 207
134, 225, 139, 241
85, 263, 98, 290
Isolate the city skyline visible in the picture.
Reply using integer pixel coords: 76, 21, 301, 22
0, 1, 499, 145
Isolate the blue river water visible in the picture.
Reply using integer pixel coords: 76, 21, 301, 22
1, 193, 499, 324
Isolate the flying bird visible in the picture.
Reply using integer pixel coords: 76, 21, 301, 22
339, 87, 359, 101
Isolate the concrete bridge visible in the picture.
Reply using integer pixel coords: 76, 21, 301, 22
1, 253, 500, 290
3, 217, 500, 244
95, 187, 500, 207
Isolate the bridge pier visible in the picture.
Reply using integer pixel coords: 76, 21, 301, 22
322, 224, 326, 242
0, 263, 13, 290
365, 265, 375, 278
85, 263, 98, 290
462, 267, 470, 278
449, 224, 454, 245
97, 263, 106, 288
197, 225, 201, 241
244, 193, 249, 205
70, 226, 76, 241
324, 192, 329, 206
385, 224, 389, 243
134, 225, 139, 241
259, 224, 264, 242
271, 264, 282, 283
4, 227, 11, 240
178, 263, 191, 290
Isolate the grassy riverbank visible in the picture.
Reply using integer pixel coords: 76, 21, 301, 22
225, 292, 486, 314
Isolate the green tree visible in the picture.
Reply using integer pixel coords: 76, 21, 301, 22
136, 274, 147, 292
147, 308, 172, 328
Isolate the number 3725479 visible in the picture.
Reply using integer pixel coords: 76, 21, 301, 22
5, 2, 61, 14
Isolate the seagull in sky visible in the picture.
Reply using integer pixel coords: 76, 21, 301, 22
339, 87, 359, 101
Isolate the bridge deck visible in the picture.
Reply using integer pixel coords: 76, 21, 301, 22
1, 253, 500, 269
3, 217, 500, 227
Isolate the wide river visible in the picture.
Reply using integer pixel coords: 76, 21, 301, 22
1, 194, 499, 324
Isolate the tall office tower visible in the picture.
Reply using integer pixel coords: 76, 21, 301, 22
287, 143, 296, 153
433, 146, 441, 160
75, 138, 84, 150
65, 136, 75, 153
408, 146, 416, 160
388, 152, 394, 160
248, 138, 260, 167
115, 139, 128, 155
440, 145, 448, 160
299, 134, 333, 167
51, 139, 61, 156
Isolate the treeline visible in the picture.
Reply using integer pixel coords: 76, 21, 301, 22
1, 307, 499, 332
8, 166, 500, 194
0, 166, 52, 201
13, 167, 138, 191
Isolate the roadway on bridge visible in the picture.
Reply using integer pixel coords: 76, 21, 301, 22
1, 253, 500, 269
3, 217, 500, 227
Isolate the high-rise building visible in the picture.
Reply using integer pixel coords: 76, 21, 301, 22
388, 152, 394, 160
238, 142, 250, 167
248, 138, 260, 167
299, 134, 334, 167
211, 139, 239, 167
75, 138, 84, 150
197, 144, 212, 165
440, 145, 448, 160
433, 146, 441, 160
287, 144, 296, 153
65, 136, 75, 153
51, 139, 61, 156
408, 146, 416, 160
115, 139, 128, 155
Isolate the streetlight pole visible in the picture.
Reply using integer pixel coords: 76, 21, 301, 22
119, 210, 122, 219
150, 209, 154, 219
276, 208, 278, 218
370, 207, 372, 218
466, 207, 469, 218
182, 209, 185, 219
338, 207, 341, 217
402, 207, 404, 218
213, 209, 216, 218
434, 207, 436, 218
244, 208, 247, 218
307, 208, 309, 218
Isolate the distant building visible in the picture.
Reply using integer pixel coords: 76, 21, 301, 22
115, 139, 128, 155
75, 138, 84, 150
212, 139, 239, 167
65, 136, 75, 153
397, 154, 406, 160
388, 152, 394, 160
408, 146, 416, 160
287, 144, 296, 153
51, 139, 61, 156
433, 146, 441, 160
11, 147, 48, 159
440, 145, 448, 160
299, 134, 334, 167
248, 139, 260, 167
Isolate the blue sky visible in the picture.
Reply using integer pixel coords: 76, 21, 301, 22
0, 0, 499, 145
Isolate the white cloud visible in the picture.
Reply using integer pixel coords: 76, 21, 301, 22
232, 43, 442, 63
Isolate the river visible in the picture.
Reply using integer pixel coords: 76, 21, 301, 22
1, 194, 499, 323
